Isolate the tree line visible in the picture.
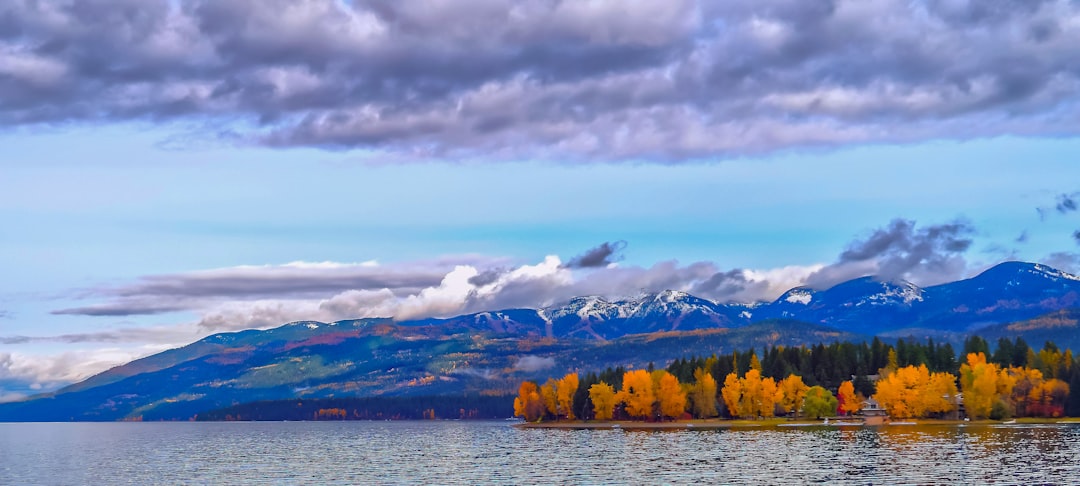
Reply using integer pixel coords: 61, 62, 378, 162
514, 336, 1080, 421
198, 394, 512, 421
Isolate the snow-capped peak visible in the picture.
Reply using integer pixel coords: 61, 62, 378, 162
784, 289, 813, 305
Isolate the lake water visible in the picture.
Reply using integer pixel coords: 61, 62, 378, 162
2, 421, 1079, 484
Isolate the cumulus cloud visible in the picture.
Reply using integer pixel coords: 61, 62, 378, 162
564, 241, 627, 269
186, 256, 823, 332
805, 219, 975, 288
3, 1, 1080, 160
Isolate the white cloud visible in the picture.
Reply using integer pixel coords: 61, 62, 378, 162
0, 345, 173, 388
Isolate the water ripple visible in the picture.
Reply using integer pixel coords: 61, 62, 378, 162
1, 421, 1078, 484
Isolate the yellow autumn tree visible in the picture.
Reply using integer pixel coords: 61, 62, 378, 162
617, 369, 657, 420
513, 381, 544, 422
738, 369, 765, 418
779, 375, 809, 418
589, 382, 617, 421
837, 380, 861, 415
556, 373, 579, 420
873, 364, 957, 419
657, 372, 688, 420
540, 378, 559, 419
721, 372, 741, 418
758, 375, 782, 418
688, 367, 718, 418
959, 353, 1001, 419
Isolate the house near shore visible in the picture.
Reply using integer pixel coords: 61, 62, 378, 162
860, 398, 888, 425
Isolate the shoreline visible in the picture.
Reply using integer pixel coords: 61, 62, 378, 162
514, 417, 1080, 430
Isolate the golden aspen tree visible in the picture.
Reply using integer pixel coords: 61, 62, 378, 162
960, 353, 1000, 419
657, 373, 688, 420
556, 373, 579, 420
689, 367, 718, 418
616, 369, 657, 420
540, 378, 559, 419
759, 376, 782, 418
721, 372, 742, 418
779, 375, 809, 418
925, 370, 959, 416
739, 369, 765, 418
837, 380, 861, 415
873, 364, 956, 419
589, 382, 617, 421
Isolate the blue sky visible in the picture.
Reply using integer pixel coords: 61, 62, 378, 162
3, 0, 1080, 398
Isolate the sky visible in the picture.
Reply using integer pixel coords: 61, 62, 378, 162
3, 0, 1080, 400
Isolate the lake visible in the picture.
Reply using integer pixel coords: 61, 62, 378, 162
2, 421, 1078, 484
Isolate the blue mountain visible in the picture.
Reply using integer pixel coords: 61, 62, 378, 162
2, 260, 1078, 421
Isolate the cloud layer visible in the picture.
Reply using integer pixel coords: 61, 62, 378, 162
46, 218, 985, 335
4, 1, 1080, 160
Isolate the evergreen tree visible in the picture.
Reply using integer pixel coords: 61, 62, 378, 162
1068, 366, 1080, 417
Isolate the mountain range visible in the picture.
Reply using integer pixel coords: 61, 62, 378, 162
2, 261, 1079, 421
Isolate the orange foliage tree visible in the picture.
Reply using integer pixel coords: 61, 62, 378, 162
722, 369, 782, 419
721, 372, 742, 418
513, 381, 544, 422
837, 380, 860, 415
873, 364, 957, 419
656, 372, 688, 420
617, 369, 657, 420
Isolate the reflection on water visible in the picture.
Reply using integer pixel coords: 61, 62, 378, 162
1, 421, 1078, 484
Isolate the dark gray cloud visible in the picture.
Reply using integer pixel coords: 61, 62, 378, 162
691, 269, 770, 303
806, 218, 975, 288
467, 269, 504, 287
1057, 194, 1079, 213
0, 310, 11, 319
565, 241, 627, 269
4, 1, 1080, 160
52, 258, 499, 317
1074, 230, 1080, 244
1037, 192, 1079, 220
52, 303, 188, 317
